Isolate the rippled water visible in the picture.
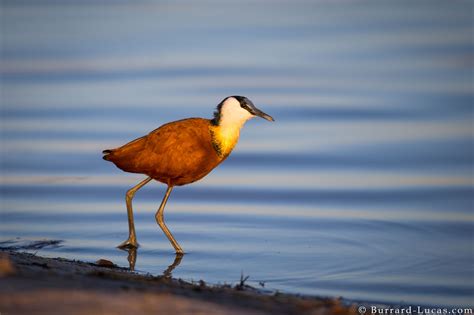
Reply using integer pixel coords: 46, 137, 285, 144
1, 0, 473, 308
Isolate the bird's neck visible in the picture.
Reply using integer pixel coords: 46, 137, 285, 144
210, 118, 246, 158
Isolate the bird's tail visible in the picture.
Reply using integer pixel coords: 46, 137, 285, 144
102, 149, 113, 161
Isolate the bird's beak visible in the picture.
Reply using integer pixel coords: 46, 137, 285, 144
253, 107, 275, 122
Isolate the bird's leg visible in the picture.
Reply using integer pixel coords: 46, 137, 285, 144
155, 186, 184, 254
118, 177, 152, 249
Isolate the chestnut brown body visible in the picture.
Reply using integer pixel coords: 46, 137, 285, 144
103, 118, 225, 186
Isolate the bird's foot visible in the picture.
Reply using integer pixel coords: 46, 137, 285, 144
117, 238, 139, 249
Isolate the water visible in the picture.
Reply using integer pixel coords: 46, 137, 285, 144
1, 0, 473, 308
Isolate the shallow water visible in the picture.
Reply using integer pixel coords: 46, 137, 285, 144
1, 0, 473, 308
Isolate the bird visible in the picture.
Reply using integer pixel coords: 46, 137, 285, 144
103, 96, 274, 255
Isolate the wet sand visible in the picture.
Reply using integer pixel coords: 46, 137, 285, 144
0, 250, 357, 315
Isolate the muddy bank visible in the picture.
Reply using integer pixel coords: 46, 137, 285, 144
0, 250, 357, 315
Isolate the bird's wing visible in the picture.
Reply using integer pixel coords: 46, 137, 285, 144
137, 118, 218, 180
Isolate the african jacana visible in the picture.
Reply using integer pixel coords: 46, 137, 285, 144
103, 96, 274, 254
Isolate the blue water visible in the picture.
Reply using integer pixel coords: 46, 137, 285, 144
1, 0, 473, 308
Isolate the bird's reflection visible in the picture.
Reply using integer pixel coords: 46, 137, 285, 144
123, 246, 137, 271
163, 253, 183, 278
119, 247, 183, 277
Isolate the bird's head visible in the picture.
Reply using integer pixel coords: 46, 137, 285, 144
212, 96, 274, 127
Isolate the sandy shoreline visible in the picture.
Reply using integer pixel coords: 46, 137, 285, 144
0, 250, 357, 315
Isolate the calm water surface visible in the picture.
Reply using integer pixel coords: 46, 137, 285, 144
1, 0, 473, 308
